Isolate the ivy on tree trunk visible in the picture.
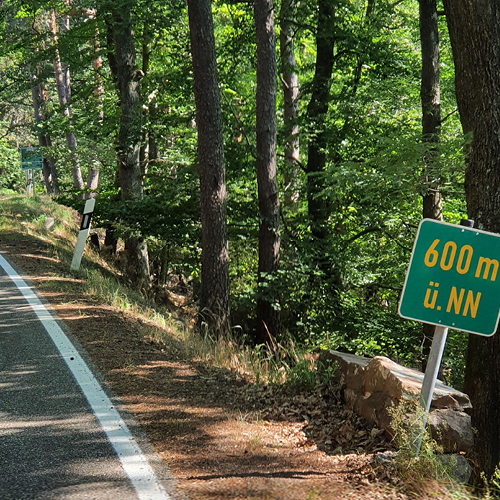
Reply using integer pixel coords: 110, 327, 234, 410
306, 0, 335, 243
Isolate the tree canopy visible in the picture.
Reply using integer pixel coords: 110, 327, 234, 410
0, 0, 468, 386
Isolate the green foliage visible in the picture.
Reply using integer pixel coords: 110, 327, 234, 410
0, 0, 469, 383
0, 140, 23, 190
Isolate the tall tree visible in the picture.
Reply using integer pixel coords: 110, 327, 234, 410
254, 0, 281, 344
279, 0, 299, 209
442, 0, 500, 477
105, 0, 150, 288
187, 0, 230, 336
419, 0, 441, 371
85, 6, 102, 197
49, 6, 84, 191
305, 0, 335, 243
31, 69, 59, 195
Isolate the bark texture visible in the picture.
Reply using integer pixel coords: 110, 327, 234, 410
106, 2, 150, 288
111, 7, 143, 202
87, 8, 103, 197
279, 0, 299, 208
187, 0, 230, 336
443, 0, 500, 477
31, 73, 59, 196
419, 0, 442, 372
306, 0, 335, 242
254, 0, 281, 344
49, 8, 84, 191
420, 0, 441, 222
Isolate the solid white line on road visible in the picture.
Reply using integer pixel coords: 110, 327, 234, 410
0, 253, 171, 500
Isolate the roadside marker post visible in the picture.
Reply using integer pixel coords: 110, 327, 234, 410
71, 198, 95, 271
399, 218, 500, 454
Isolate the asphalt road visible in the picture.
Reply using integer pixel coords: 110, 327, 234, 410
0, 253, 175, 500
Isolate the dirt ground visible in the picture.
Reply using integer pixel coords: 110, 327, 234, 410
0, 230, 426, 500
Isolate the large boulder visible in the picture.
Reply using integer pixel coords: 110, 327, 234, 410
319, 350, 473, 453
428, 409, 474, 453
318, 350, 370, 392
365, 356, 471, 409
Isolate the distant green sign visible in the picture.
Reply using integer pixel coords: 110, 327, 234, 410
399, 219, 500, 336
20, 147, 43, 170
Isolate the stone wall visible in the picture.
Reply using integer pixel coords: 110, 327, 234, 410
319, 350, 473, 453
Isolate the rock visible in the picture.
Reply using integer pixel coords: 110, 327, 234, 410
365, 356, 471, 409
356, 392, 397, 432
44, 217, 55, 231
317, 350, 370, 393
428, 409, 473, 453
432, 394, 462, 410
320, 350, 473, 454
373, 451, 398, 466
438, 454, 472, 483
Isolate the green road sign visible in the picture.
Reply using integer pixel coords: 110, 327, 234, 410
20, 147, 43, 170
399, 219, 500, 336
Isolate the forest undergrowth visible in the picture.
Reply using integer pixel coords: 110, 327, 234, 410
0, 190, 494, 499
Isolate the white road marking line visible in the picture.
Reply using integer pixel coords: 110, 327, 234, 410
0, 253, 171, 500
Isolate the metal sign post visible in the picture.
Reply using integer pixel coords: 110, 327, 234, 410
25, 170, 33, 197
20, 147, 43, 198
399, 218, 500, 454
413, 324, 448, 454
71, 199, 96, 271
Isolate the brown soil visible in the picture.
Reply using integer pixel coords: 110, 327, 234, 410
0, 231, 431, 500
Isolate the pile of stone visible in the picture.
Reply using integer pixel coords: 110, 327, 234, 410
319, 350, 473, 453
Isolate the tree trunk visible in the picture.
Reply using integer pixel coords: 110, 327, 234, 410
187, 0, 230, 336
419, 0, 442, 372
148, 103, 159, 170
279, 0, 299, 209
443, 0, 500, 477
254, 0, 281, 344
112, 8, 143, 201
306, 0, 335, 242
108, 2, 150, 288
31, 73, 59, 196
87, 8, 103, 197
86, 167, 99, 197
49, 8, 84, 191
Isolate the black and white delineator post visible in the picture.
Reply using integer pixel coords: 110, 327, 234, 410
71, 198, 95, 271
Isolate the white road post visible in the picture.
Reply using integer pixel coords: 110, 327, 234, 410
71, 198, 95, 271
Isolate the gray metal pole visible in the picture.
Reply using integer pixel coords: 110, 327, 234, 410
414, 325, 448, 455
26, 170, 32, 197
413, 218, 474, 455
